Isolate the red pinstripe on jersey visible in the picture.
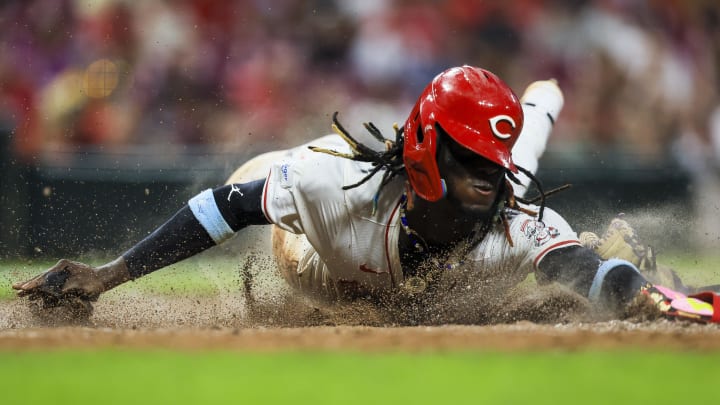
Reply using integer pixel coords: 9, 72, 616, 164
261, 169, 273, 224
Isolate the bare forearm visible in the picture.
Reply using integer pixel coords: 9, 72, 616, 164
95, 256, 132, 291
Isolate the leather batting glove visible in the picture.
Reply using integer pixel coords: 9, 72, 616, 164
640, 284, 720, 323
580, 216, 656, 272
580, 215, 696, 293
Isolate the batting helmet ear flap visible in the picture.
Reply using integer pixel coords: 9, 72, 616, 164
403, 105, 445, 202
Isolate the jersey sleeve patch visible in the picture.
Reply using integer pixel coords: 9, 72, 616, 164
263, 162, 304, 234
518, 216, 581, 269
519, 218, 561, 247
278, 163, 293, 189
509, 206, 581, 271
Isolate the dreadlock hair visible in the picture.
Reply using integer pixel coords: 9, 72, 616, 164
309, 112, 568, 245
308, 112, 406, 213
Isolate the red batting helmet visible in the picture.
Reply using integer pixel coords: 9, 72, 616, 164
402, 66, 524, 201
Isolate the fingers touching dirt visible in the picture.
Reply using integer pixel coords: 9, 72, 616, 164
12, 259, 103, 300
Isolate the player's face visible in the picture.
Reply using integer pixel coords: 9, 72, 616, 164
436, 133, 504, 217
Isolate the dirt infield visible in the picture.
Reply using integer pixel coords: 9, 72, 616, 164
4, 243, 719, 352
2, 291, 720, 352
2, 322, 720, 352
0, 323, 716, 351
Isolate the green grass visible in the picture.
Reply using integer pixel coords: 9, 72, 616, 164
0, 350, 717, 404
4, 251, 720, 301
0, 255, 243, 300
660, 252, 720, 287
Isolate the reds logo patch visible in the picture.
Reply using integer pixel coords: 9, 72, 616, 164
520, 219, 560, 247
489, 115, 516, 140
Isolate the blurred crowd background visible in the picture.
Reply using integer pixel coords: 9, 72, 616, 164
3, 0, 720, 254
2, 0, 719, 166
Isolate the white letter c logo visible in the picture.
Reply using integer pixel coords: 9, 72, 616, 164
489, 115, 516, 140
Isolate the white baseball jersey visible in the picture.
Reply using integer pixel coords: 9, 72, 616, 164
261, 135, 581, 296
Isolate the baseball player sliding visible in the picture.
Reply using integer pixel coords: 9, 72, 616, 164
13, 66, 720, 323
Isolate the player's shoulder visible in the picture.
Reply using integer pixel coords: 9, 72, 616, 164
270, 134, 383, 195
301, 135, 403, 216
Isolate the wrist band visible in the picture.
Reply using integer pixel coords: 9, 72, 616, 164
588, 258, 640, 302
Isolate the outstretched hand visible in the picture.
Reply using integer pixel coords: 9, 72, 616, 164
13, 259, 106, 320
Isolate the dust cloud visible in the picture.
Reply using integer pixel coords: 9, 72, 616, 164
0, 203, 709, 330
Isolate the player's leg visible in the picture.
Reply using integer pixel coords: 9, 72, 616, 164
271, 225, 338, 302
225, 150, 289, 184
512, 79, 564, 197
271, 225, 305, 288
229, 135, 347, 304
225, 134, 348, 185
225, 149, 290, 310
